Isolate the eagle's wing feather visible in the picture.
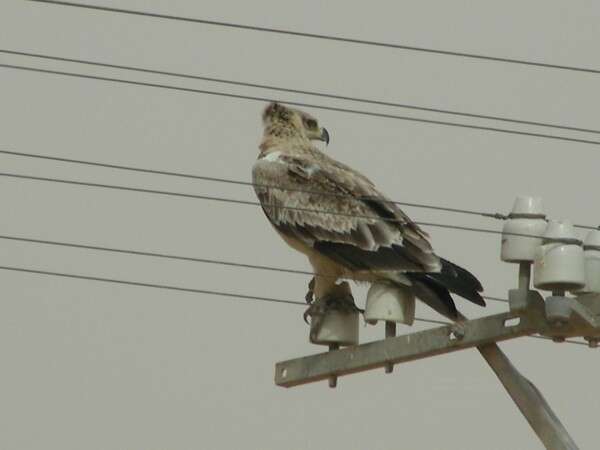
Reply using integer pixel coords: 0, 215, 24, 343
252, 152, 441, 273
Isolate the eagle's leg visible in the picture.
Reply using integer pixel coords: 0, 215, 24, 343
305, 277, 316, 304
304, 254, 356, 323
303, 270, 339, 323
303, 281, 361, 324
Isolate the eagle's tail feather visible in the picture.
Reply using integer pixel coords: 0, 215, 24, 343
428, 258, 486, 306
403, 275, 459, 321
403, 259, 485, 320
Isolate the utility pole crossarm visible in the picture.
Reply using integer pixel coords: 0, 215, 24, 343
275, 311, 540, 387
275, 293, 600, 388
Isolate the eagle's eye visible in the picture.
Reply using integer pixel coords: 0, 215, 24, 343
304, 118, 318, 130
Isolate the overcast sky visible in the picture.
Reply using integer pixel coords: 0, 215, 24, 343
1, 1, 599, 449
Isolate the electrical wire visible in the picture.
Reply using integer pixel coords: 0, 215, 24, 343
3, 49, 599, 136
0, 171, 555, 239
3, 63, 600, 147
0, 264, 453, 325
0, 264, 587, 346
26, 0, 600, 76
0, 232, 508, 304
0, 233, 315, 277
0, 149, 508, 220
0, 264, 303, 306
1, 149, 596, 231
0, 236, 594, 346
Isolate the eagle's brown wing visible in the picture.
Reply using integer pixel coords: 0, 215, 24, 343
252, 151, 441, 273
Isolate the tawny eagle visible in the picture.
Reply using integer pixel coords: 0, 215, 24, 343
252, 102, 484, 320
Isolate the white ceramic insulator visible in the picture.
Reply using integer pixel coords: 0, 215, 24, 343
501, 218, 547, 262
533, 220, 585, 292
310, 310, 359, 346
364, 282, 415, 325
578, 230, 600, 294
501, 196, 546, 263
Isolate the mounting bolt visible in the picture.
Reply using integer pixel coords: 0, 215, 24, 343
450, 324, 466, 340
384, 321, 396, 374
328, 343, 339, 388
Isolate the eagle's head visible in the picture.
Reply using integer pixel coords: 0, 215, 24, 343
262, 102, 329, 145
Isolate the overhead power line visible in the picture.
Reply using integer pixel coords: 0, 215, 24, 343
0, 171, 559, 239
0, 264, 302, 306
0, 264, 451, 326
1, 171, 596, 239
0, 149, 508, 220
3, 49, 599, 136
26, 0, 600, 76
0, 264, 586, 346
1, 149, 596, 231
0, 233, 315, 277
3, 63, 600, 147
0, 232, 510, 304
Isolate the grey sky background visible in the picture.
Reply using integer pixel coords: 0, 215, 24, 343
1, 1, 599, 449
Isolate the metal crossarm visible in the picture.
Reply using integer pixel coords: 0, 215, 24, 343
275, 292, 600, 388
275, 311, 539, 387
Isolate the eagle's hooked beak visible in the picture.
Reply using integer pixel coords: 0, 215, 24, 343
319, 127, 330, 146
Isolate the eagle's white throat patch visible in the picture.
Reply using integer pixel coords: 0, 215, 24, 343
260, 151, 282, 162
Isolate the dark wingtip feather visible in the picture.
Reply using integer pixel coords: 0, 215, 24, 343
464, 291, 486, 307
441, 258, 484, 292
408, 274, 459, 321
425, 259, 486, 307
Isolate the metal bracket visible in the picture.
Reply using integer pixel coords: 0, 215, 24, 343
275, 296, 600, 387
275, 310, 542, 387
